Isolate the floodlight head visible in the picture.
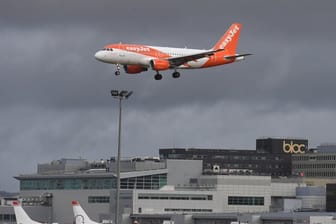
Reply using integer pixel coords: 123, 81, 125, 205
120, 90, 128, 97
111, 90, 119, 97
111, 90, 133, 99
125, 91, 133, 98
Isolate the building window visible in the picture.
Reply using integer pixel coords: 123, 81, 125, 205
138, 194, 213, 201
164, 208, 212, 213
20, 174, 167, 191
228, 196, 264, 206
0, 214, 16, 222
88, 196, 110, 203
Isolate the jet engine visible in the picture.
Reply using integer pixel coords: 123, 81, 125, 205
123, 65, 148, 74
150, 59, 170, 71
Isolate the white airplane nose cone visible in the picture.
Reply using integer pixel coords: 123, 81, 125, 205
94, 51, 105, 61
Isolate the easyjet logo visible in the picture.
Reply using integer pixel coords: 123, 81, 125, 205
126, 46, 150, 52
283, 141, 306, 154
220, 25, 239, 49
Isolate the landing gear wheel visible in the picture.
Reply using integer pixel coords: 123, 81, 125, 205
172, 71, 180, 78
114, 64, 121, 76
154, 73, 162, 80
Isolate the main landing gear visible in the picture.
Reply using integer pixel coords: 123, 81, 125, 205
172, 71, 180, 78
115, 64, 121, 76
154, 73, 162, 80
154, 71, 181, 80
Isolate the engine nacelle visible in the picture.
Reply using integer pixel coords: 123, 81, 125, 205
150, 59, 170, 71
123, 65, 148, 74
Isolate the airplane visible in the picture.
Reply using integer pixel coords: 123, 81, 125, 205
12, 201, 46, 224
94, 23, 251, 80
72, 200, 100, 224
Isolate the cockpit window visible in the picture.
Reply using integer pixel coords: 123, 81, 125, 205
103, 48, 113, 51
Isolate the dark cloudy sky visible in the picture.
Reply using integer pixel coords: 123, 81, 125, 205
1, 0, 336, 191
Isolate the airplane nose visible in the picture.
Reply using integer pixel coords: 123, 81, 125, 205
94, 50, 105, 61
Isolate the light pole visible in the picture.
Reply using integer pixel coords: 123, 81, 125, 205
111, 90, 133, 224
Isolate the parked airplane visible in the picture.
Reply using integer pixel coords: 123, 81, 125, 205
12, 201, 45, 224
72, 200, 100, 224
94, 23, 251, 80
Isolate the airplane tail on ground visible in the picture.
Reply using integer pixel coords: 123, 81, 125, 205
72, 201, 101, 224
12, 201, 42, 224
212, 23, 242, 55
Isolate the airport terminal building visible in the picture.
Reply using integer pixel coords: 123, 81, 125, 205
12, 158, 275, 223
159, 137, 308, 177
0, 157, 324, 224
3, 138, 336, 224
292, 144, 336, 178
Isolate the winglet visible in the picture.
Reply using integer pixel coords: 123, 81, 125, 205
72, 200, 101, 224
72, 200, 79, 206
212, 23, 242, 55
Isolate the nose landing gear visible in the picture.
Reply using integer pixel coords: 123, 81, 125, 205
154, 73, 163, 80
115, 64, 121, 76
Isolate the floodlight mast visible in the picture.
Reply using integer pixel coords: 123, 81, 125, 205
110, 90, 132, 224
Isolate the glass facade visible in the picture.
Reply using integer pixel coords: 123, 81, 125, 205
121, 174, 167, 190
326, 184, 336, 212
0, 214, 16, 223
20, 174, 167, 190
20, 178, 115, 190
228, 196, 264, 206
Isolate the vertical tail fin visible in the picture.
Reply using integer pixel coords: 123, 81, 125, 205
12, 201, 42, 224
72, 200, 100, 224
212, 23, 242, 55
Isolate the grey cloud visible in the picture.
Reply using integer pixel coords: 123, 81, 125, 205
1, 0, 336, 191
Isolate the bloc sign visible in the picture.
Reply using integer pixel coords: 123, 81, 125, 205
283, 141, 306, 154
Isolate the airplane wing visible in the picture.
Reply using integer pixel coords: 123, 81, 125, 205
167, 49, 224, 67
224, 53, 253, 60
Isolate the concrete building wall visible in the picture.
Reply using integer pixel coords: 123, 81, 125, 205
218, 185, 270, 213
132, 176, 271, 214
166, 160, 203, 187
283, 199, 302, 212
215, 175, 270, 187
271, 182, 302, 197
299, 196, 326, 210
132, 189, 215, 214
310, 216, 336, 224
296, 186, 326, 210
